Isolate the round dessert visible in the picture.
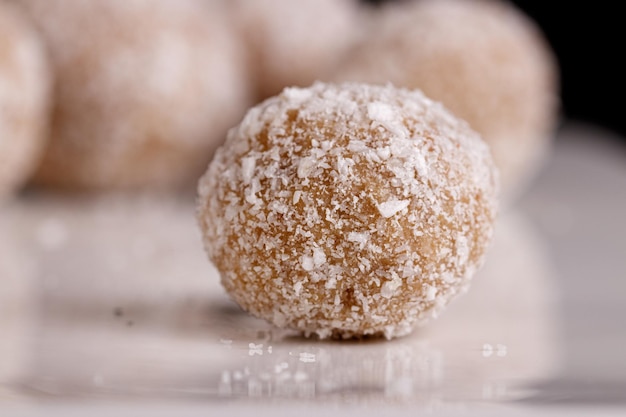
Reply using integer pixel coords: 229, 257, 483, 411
0, 1, 50, 199
333, 0, 560, 198
197, 82, 499, 339
228, 0, 359, 100
16, 0, 251, 189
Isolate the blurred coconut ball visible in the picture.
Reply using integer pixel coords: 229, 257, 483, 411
0, 1, 50, 199
228, 0, 360, 100
16, 0, 251, 190
334, 0, 560, 198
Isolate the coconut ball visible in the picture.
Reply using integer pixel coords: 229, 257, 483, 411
228, 0, 359, 100
0, 1, 50, 199
16, 0, 251, 189
197, 82, 499, 339
334, 0, 560, 197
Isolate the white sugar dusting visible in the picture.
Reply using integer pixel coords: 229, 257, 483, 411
292, 190, 302, 204
456, 235, 469, 266
367, 101, 395, 122
293, 281, 303, 296
197, 81, 499, 340
241, 156, 256, 185
377, 199, 410, 218
381, 277, 402, 299
424, 284, 438, 301
367, 101, 409, 138
297, 157, 317, 179
312, 247, 326, 267
283, 86, 313, 103
347, 232, 369, 247
301, 255, 314, 272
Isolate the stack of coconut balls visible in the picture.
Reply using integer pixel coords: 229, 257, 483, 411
1, 0, 560, 339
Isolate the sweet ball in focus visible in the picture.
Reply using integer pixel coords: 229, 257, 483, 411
335, 0, 560, 198
0, 1, 50, 199
197, 82, 499, 339
227, 0, 360, 101
14, 0, 251, 190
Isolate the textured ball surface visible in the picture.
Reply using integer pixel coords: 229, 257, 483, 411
228, 0, 359, 100
334, 0, 559, 197
0, 1, 50, 198
197, 82, 499, 339
17, 0, 251, 189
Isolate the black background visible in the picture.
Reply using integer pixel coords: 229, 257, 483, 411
511, 1, 625, 139
362, 0, 626, 140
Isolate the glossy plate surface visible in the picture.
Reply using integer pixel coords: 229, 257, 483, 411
1, 122, 625, 415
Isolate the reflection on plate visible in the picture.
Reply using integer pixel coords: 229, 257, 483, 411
0, 213, 36, 400
0, 192, 559, 407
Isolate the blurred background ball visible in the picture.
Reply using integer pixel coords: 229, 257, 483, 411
228, 0, 360, 101
0, 1, 50, 199
15, 0, 251, 190
335, 0, 560, 199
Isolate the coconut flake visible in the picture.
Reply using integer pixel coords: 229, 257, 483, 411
301, 255, 314, 272
241, 156, 256, 185
377, 199, 410, 218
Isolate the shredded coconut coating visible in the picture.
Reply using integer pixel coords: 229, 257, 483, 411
228, 0, 359, 100
16, 0, 251, 189
197, 82, 499, 339
0, 1, 50, 198
333, 0, 559, 198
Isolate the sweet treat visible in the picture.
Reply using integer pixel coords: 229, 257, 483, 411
228, 0, 359, 100
16, 0, 251, 189
0, 1, 50, 198
334, 0, 560, 197
197, 82, 499, 339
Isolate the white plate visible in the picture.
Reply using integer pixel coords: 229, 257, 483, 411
1, 121, 625, 414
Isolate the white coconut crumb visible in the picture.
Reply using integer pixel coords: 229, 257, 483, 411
367, 101, 395, 122
273, 310, 287, 327
293, 281, 303, 296
240, 156, 256, 185
283, 86, 313, 103
377, 199, 410, 218
335, 157, 353, 177
297, 157, 317, 179
456, 235, 469, 266
347, 232, 369, 247
376, 147, 391, 160
423, 284, 438, 301
325, 277, 336, 289
292, 190, 302, 205
312, 247, 326, 267
381, 277, 402, 299
197, 81, 499, 340
301, 255, 314, 272
315, 328, 332, 340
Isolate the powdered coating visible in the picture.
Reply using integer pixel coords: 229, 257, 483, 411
197, 82, 499, 339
